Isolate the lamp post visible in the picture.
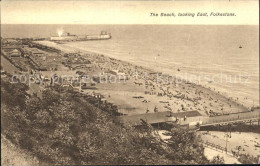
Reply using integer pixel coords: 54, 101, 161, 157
228, 124, 232, 138
225, 132, 229, 154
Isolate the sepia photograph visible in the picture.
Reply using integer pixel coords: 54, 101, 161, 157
1, 0, 259, 165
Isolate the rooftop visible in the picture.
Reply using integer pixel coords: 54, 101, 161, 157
118, 111, 202, 125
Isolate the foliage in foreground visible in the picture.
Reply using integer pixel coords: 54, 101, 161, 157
1, 78, 223, 165
237, 153, 260, 164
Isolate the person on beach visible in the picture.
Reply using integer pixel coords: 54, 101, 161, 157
146, 108, 150, 113
154, 106, 158, 113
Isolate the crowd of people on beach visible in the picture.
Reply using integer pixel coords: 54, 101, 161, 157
78, 53, 251, 116
24, 41, 253, 117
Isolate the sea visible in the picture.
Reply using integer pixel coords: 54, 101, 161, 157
1, 24, 259, 107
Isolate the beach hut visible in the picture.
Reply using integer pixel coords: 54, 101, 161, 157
9, 49, 21, 58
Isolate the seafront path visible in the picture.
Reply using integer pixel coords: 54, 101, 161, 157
200, 109, 260, 127
119, 108, 260, 127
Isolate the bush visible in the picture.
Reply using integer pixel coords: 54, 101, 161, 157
238, 154, 259, 164
211, 155, 225, 164
2, 78, 212, 165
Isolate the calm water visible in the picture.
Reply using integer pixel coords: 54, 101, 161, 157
2, 24, 259, 106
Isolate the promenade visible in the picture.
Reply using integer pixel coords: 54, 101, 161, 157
201, 109, 260, 127
119, 108, 260, 128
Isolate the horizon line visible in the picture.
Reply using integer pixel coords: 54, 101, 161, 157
1, 23, 259, 25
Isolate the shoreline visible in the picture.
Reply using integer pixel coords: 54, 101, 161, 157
56, 41, 259, 108
36, 40, 258, 109
35, 40, 251, 116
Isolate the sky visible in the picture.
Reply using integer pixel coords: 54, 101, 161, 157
1, 0, 259, 25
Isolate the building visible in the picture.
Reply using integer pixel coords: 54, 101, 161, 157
25, 47, 62, 71
30, 49, 46, 59
118, 111, 174, 126
9, 49, 22, 58
1, 47, 22, 58
64, 56, 91, 70
109, 70, 128, 80
2, 39, 22, 45
173, 111, 204, 129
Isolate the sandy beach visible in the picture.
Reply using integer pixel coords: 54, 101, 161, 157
36, 40, 250, 117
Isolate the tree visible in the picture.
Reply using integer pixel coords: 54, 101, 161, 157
2, 78, 212, 165
1, 79, 29, 109
164, 127, 208, 164
211, 155, 225, 164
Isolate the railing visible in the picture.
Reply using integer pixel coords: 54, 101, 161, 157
203, 141, 234, 156
201, 110, 260, 126
203, 140, 244, 159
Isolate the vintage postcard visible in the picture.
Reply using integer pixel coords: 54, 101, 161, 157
1, 0, 259, 165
